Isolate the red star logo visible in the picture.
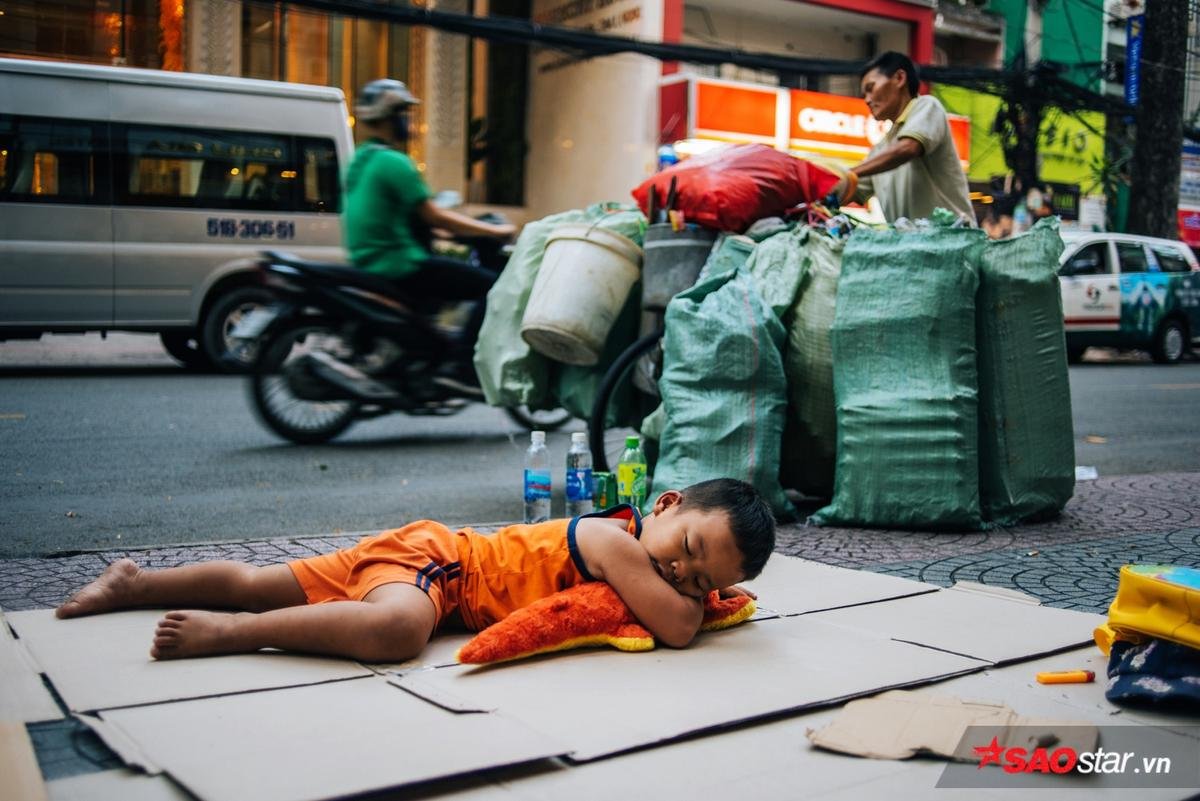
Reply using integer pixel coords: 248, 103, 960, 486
974, 736, 1005, 769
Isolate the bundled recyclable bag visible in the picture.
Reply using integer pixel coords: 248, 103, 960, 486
631, 144, 842, 233
779, 229, 844, 498
474, 203, 645, 409
813, 226, 987, 529
651, 246, 794, 518
744, 223, 810, 321
976, 218, 1074, 524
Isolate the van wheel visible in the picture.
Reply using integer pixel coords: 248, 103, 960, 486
201, 287, 273, 373
160, 331, 211, 370
1151, 319, 1186, 364
1066, 346, 1087, 365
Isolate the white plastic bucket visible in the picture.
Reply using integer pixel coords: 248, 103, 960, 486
521, 223, 643, 366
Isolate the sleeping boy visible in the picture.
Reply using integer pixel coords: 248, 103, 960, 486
57, 478, 775, 662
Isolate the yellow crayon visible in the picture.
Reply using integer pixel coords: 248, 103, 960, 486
1036, 670, 1095, 685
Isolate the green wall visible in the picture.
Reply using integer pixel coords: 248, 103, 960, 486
934, 84, 1106, 193
986, 0, 1104, 91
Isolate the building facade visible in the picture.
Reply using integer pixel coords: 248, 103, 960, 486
4, 0, 1003, 221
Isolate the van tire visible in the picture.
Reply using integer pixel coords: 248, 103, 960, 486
1151, 318, 1187, 365
160, 331, 211, 370
201, 286, 274, 373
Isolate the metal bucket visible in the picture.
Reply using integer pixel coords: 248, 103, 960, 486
640, 224, 717, 310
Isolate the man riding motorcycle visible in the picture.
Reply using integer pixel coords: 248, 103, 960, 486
343, 79, 515, 395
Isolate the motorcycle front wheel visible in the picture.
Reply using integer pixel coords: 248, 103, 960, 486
504, 405, 573, 432
250, 321, 361, 444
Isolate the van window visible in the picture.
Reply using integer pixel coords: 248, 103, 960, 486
1150, 245, 1192, 273
116, 125, 293, 210
299, 138, 340, 213
0, 114, 108, 204
1062, 242, 1109, 276
1116, 242, 1151, 273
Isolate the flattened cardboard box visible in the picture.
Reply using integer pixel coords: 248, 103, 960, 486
397, 615, 987, 761
7, 609, 373, 712
743, 555, 939, 616
385, 647, 1196, 801
92, 675, 566, 801
0, 609, 62, 723
808, 583, 1106, 664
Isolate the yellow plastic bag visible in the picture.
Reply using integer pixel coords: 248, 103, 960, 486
1094, 565, 1200, 655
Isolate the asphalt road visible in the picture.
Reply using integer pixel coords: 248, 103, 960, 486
1, 334, 1197, 558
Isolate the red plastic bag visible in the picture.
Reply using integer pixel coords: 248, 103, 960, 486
632, 144, 843, 233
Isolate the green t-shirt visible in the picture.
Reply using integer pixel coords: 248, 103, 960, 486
341, 140, 433, 279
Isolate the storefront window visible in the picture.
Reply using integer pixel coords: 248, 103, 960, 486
0, 0, 164, 67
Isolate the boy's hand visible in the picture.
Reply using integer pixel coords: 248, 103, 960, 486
718, 584, 756, 600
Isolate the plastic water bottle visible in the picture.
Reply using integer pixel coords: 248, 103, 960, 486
565, 432, 594, 517
523, 430, 551, 523
616, 435, 647, 509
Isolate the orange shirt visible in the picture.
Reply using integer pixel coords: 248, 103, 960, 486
455, 506, 641, 631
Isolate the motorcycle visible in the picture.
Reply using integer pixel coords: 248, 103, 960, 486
234, 234, 570, 444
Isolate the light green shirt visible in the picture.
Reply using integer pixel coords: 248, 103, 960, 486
856, 95, 975, 225
341, 140, 433, 279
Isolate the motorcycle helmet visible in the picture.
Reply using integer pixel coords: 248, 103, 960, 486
354, 79, 420, 142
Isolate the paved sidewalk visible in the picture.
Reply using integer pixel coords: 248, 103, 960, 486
5, 471, 1198, 786
4, 472, 1197, 616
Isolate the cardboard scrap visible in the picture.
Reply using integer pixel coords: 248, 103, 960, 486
0, 609, 63, 723
6, 609, 372, 712
806, 690, 1099, 761
0, 720, 50, 801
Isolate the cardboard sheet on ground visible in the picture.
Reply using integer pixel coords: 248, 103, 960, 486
0, 609, 63, 723
6, 609, 372, 712
47, 770, 192, 801
369, 630, 473, 673
397, 615, 987, 761
92, 675, 565, 801
809, 583, 1105, 664
743, 554, 939, 615
375, 646, 1197, 801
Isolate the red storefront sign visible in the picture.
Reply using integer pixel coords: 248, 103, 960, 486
662, 76, 970, 168
1178, 208, 1200, 247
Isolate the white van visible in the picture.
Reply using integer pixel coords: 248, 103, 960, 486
0, 58, 354, 370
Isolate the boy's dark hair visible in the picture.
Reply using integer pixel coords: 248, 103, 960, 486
860, 51, 919, 96
678, 478, 775, 580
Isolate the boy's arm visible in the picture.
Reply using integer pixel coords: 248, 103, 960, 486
576, 522, 703, 648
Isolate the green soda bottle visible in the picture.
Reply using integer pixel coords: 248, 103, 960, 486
616, 435, 647, 509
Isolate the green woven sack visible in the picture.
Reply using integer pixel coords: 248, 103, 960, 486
744, 224, 810, 321
977, 217, 1075, 524
652, 247, 794, 518
813, 226, 987, 529
779, 229, 844, 498
473, 203, 645, 409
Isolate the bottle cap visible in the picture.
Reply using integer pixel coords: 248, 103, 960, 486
624, 435, 640, 448
571, 432, 587, 445
531, 430, 546, 444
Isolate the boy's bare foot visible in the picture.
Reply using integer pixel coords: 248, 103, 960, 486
56, 558, 142, 619
151, 610, 246, 660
